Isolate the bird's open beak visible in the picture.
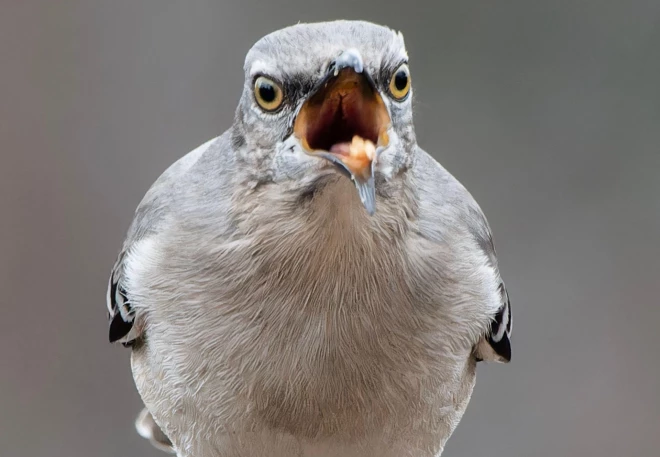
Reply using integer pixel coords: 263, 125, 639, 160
293, 49, 391, 215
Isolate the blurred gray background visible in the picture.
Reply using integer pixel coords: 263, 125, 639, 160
1, 1, 659, 456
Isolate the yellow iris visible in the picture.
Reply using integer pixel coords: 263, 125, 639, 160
388, 64, 411, 100
254, 76, 284, 111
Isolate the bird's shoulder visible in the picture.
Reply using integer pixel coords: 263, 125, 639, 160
106, 132, 235, 345
410, 147, 492, 248
409, 146, 512, 362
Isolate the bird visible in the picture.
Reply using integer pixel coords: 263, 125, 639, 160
107, 20, 512, 457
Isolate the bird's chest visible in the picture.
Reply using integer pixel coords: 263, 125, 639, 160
134, 216, 475, 451
155, 227, 449, 435
211, 235, 447, 437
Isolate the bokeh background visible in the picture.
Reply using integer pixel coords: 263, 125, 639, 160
1, 1, 659, 456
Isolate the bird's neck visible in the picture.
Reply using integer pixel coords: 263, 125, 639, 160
232, 169, 416, 255
305, 175, 373, 228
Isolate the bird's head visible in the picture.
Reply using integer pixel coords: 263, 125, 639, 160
233, 21, 416, 215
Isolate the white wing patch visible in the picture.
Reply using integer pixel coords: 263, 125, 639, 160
123, 237, 163, 294
108, 237, 163, 345
475, 282, 512, 363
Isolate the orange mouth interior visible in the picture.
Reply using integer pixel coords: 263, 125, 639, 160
293, 69, 390, 156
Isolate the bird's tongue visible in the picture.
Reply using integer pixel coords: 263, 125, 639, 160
328, 135, 376, 181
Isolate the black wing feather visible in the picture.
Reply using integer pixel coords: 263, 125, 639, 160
109, 311, 134, 343
477, 282, 512, 362
107, 262, 137, 346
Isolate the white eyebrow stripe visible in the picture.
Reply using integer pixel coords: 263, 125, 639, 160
249, 60, 274, 77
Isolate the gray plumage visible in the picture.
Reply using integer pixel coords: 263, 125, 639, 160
107, 20, 511, 457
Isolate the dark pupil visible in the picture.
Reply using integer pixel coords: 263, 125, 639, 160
258, 82, 276, 103
394, 70, 408, 91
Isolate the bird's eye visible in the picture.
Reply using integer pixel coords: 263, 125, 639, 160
388, 64, 411, 101
254, 76, 284, 111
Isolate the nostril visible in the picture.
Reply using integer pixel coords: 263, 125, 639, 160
333, 48, 364, 74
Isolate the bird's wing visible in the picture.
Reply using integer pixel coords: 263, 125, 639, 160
107, 251, 137, 345
412, 147, 512, 362
106, 137, 221, 345
475, 281, 512, 363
